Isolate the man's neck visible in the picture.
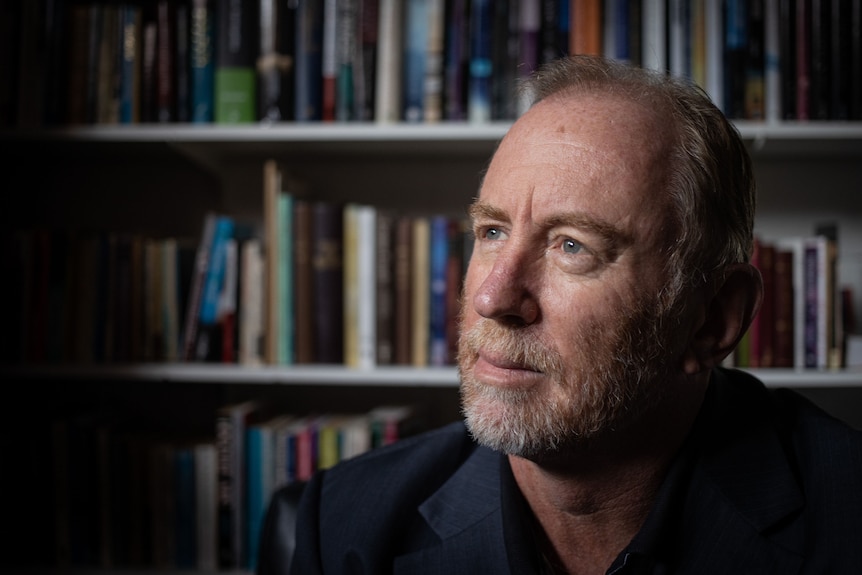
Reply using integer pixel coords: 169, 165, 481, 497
509, 378, 708, 575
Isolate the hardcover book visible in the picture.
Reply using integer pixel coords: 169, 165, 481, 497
215, 0, 257, 123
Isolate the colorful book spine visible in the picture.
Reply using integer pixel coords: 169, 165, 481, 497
190, 0, 215, 123
215, 0, 256, 123
468, 0, 492, 123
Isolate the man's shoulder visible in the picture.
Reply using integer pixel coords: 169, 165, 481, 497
318, 420, 480, 503
715, 367, 862, 477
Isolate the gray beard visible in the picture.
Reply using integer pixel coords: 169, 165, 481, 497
457, 299, 676, 460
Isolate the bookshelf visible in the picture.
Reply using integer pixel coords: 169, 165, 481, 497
3, 0, 862, 573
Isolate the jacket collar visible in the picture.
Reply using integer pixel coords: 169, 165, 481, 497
399, 368, 807, 574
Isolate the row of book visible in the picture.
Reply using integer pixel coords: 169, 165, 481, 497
730, 225, 854, 370
51, 400, 423, 571
0, 165, 470, 368
5, 0, 861, 129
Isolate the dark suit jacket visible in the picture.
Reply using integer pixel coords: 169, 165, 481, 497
291, 368, 862, 574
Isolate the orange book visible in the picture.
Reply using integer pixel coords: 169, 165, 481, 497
570, 0, 602, 56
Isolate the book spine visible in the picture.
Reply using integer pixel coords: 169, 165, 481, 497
322, 0, 338, 121
257, 0, 296, 121
642, 0, 667, 72
190, 0, 215, 123
295, 0, 324, 121
335, 0, 359, 121
156, 1, 176, 122
429, 216, 449, 366
215, 0, 257, 122
374, 0, 402, 123
278, 192, 294, 364
239, 238, 265, 365
403, 0, 428, 122
468, 0, 492, 123
444, 0, 469, 121
423, 0, 445, 122
120, 6, 142, 123
293, 199, 315, 363
745, 0, 765, 120
312, 201, 344, 364
411, 217, 430, 366
195, 216, 235, 361
175, 2, 191, 122
182, 214, 215, 362
375, 211, 395, 364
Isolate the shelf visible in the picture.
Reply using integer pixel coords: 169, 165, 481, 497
3, 121, 862, 159
4, 363, 861, 388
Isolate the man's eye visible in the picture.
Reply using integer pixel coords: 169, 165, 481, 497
562, 239, 583, 254
483, 227, 504, 240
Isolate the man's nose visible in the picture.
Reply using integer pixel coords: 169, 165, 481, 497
471, 246, 539, 326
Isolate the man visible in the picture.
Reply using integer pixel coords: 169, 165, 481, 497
289, 55, 862, 574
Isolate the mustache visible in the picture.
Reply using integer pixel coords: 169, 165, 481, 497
458, 319, 565, 377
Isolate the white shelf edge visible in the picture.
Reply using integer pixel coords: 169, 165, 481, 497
5, 120, 862, 144
5, 364, 862, 388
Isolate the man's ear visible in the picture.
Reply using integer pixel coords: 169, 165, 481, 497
682, 263, 763, 375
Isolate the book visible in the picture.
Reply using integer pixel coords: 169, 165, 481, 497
570, 0, 602, 56
394, 216, 414, 365
423, 0, 445, 122
775, 236, 807, 368
444, 0, 469, 121
642, 0, 667, 72
490, 0, 518, 120
429, 215, 450, 366
374, 0, 403, 123
795, 0, 811, 119
194, 442, 218, 571
778, 0, 797, 119
263, 160, 281, 364
321, 0, 338, 121
294, 198, 315, 363
295, 0, 324, 121
239, 237, 265, 366
744, 0, 766, 120
723, 0, 747, 118
245, 416, 278, 572
215, 0, 257, 123
216, 400, 258, 569
156, 0, 176, 122
190, 0, 216, 123
773, 247, 795, 367
335, 0, 360, 121
411, 216, 430, 366
403, 0, 429, 122
375, 210, 395, 364
344, 203, 377, 369
808, 0, 830, 119
218, 237, 239, 363
257, 0, 296, 121
520, 0, 541, 76
468, 0, 492, 123
173, 446, 196, 569
358, 0, 379, 120
278, 191, 295, 364
181, 212, 218, 361
119, 5, 142, 123
312, 201, 344, 364
175, 2, 191, 122
195, 215, 235, 362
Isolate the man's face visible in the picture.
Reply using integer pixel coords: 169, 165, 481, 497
458, 92, 685, 459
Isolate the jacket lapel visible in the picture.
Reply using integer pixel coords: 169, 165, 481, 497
671, 369, 805, 574
394, 445, 515, 575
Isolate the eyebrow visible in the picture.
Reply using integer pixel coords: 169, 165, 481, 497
468, 200, 634, 251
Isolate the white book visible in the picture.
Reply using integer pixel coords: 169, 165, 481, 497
375, 0, 403, 123
705, 0, 724, 110
239, 238, 265, 366
642, 0, 666, 72
775, 237, 806, 369
344, 204, 377, 369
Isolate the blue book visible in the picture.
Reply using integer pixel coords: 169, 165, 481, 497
119, 6, 141, 123
403, 0, 429, 122
429, 216, 449, 366
245, 424, 270, 571
469, 0, 492, 123
174, 448, 197, 569
195, 215, 234, 361
190, 0, 215, 123
295, 0, 324, 121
